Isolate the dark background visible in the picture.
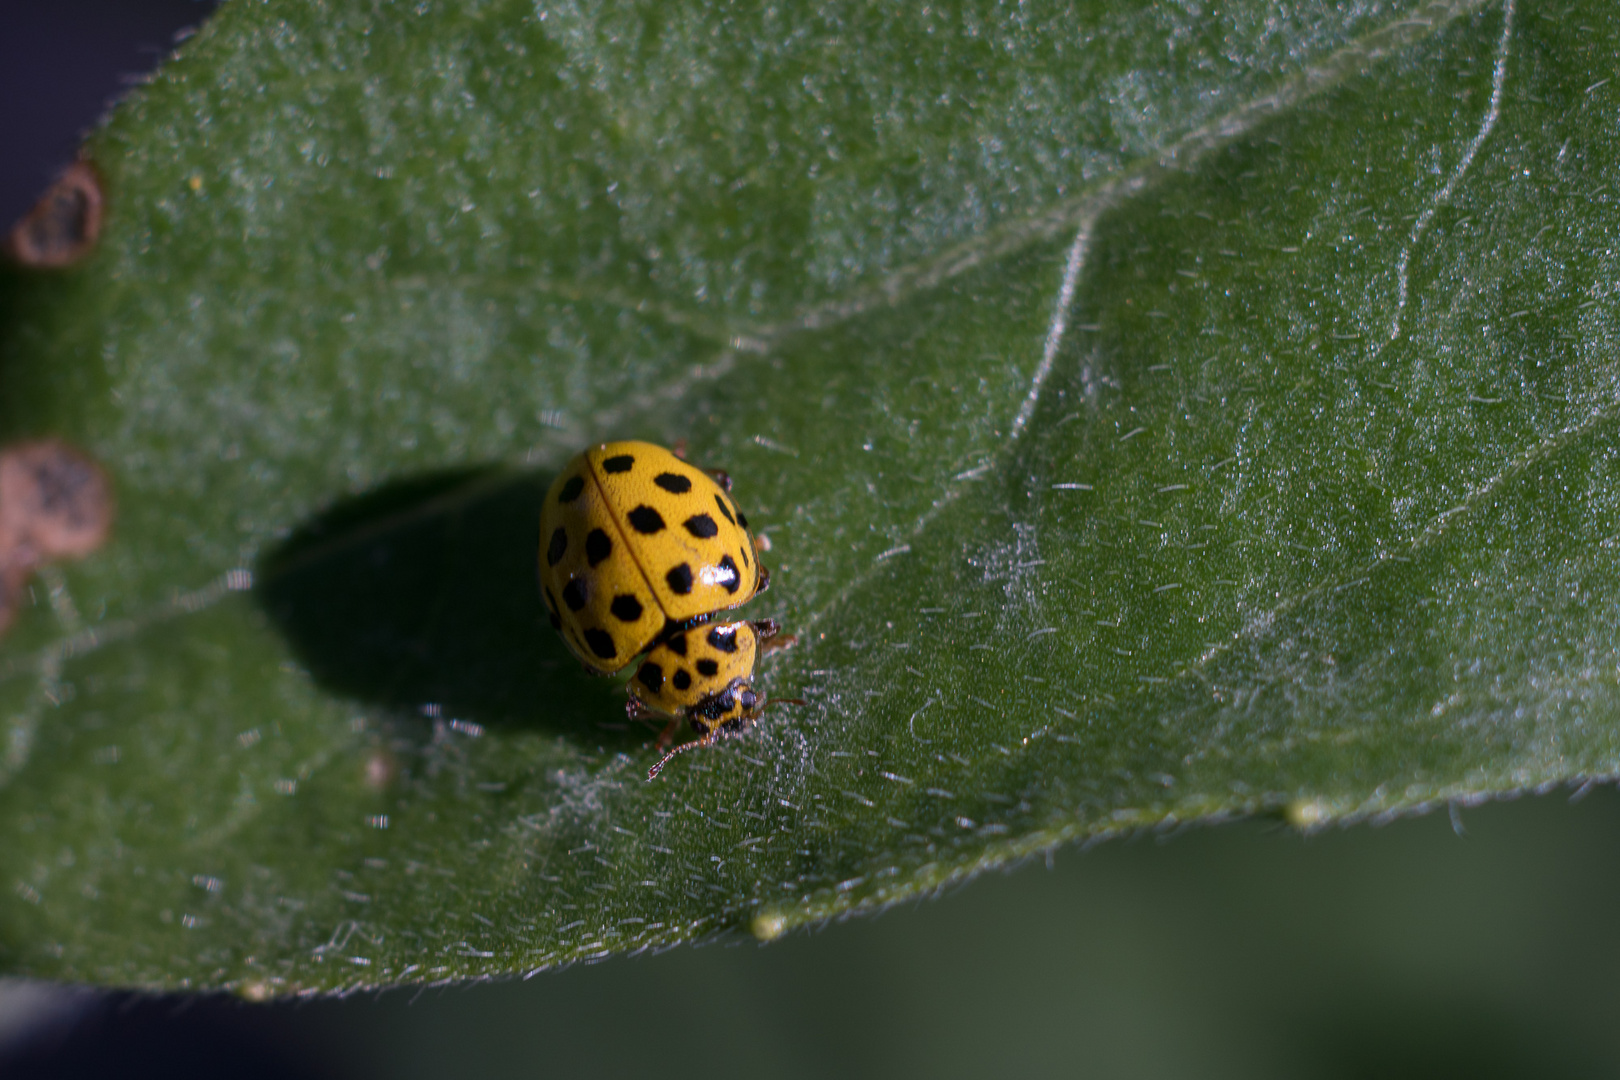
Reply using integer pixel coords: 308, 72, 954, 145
5, 3, 1620, 1077
0, 0, 217, 229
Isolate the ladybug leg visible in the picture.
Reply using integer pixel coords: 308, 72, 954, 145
654, 715, 684, 750
761, 632, 798, 655
627, 690, 679, 741
750, 619, 798, 655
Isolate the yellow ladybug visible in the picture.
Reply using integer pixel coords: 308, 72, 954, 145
539, 440, 769, 673
628, 619, 798, 779
539, 441, 797, 778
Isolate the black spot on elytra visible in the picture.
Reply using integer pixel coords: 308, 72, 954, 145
673, 669, 692, 691
558, 475, 585, 503
739, 546, 749, 568
736, 509, 749, 528
706, 626, 738, 653
713, 494, 735, 525
716, 555, 741, 594
655, 472, 691, 494
546, 527, 568, 567
603, 454, 634, 473
584, 628, 617, 659
610, 594, 644, 622
628, 506, 666, 534
696, 658, 719, 677
562, 578, 587, 612
585, 528, 612, 566
665, 631, 688, 656
666, 563, 693, 594
545, 589, 562, 629
683, 513, 718, 539
637, 661, 664, 694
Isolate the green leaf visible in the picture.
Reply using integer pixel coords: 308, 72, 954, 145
4, 0, 1614, 993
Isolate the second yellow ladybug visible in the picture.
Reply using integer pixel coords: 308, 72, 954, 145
539, 440, 769, 674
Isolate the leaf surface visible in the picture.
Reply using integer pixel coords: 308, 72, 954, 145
4, 0, 1616, 993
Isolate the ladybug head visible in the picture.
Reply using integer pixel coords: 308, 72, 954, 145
688, 679, 763, 735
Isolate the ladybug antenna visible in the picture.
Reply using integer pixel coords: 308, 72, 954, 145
646, 701, 806, 781
647, 736, 712, 781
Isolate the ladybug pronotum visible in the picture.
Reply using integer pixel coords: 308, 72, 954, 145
538, 441, 795, 777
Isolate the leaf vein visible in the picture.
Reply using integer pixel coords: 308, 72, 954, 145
794, 0, 1491, 639
1387, 0, 1516, 344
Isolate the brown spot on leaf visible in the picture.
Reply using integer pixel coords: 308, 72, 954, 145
7, 162, 104, 269
0, 441, 115, 635
0, 441, 115, 562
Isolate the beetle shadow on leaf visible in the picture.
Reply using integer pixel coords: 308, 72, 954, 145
255, 467, 632, 740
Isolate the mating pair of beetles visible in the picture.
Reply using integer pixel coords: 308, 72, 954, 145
539, 441, 795, 779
